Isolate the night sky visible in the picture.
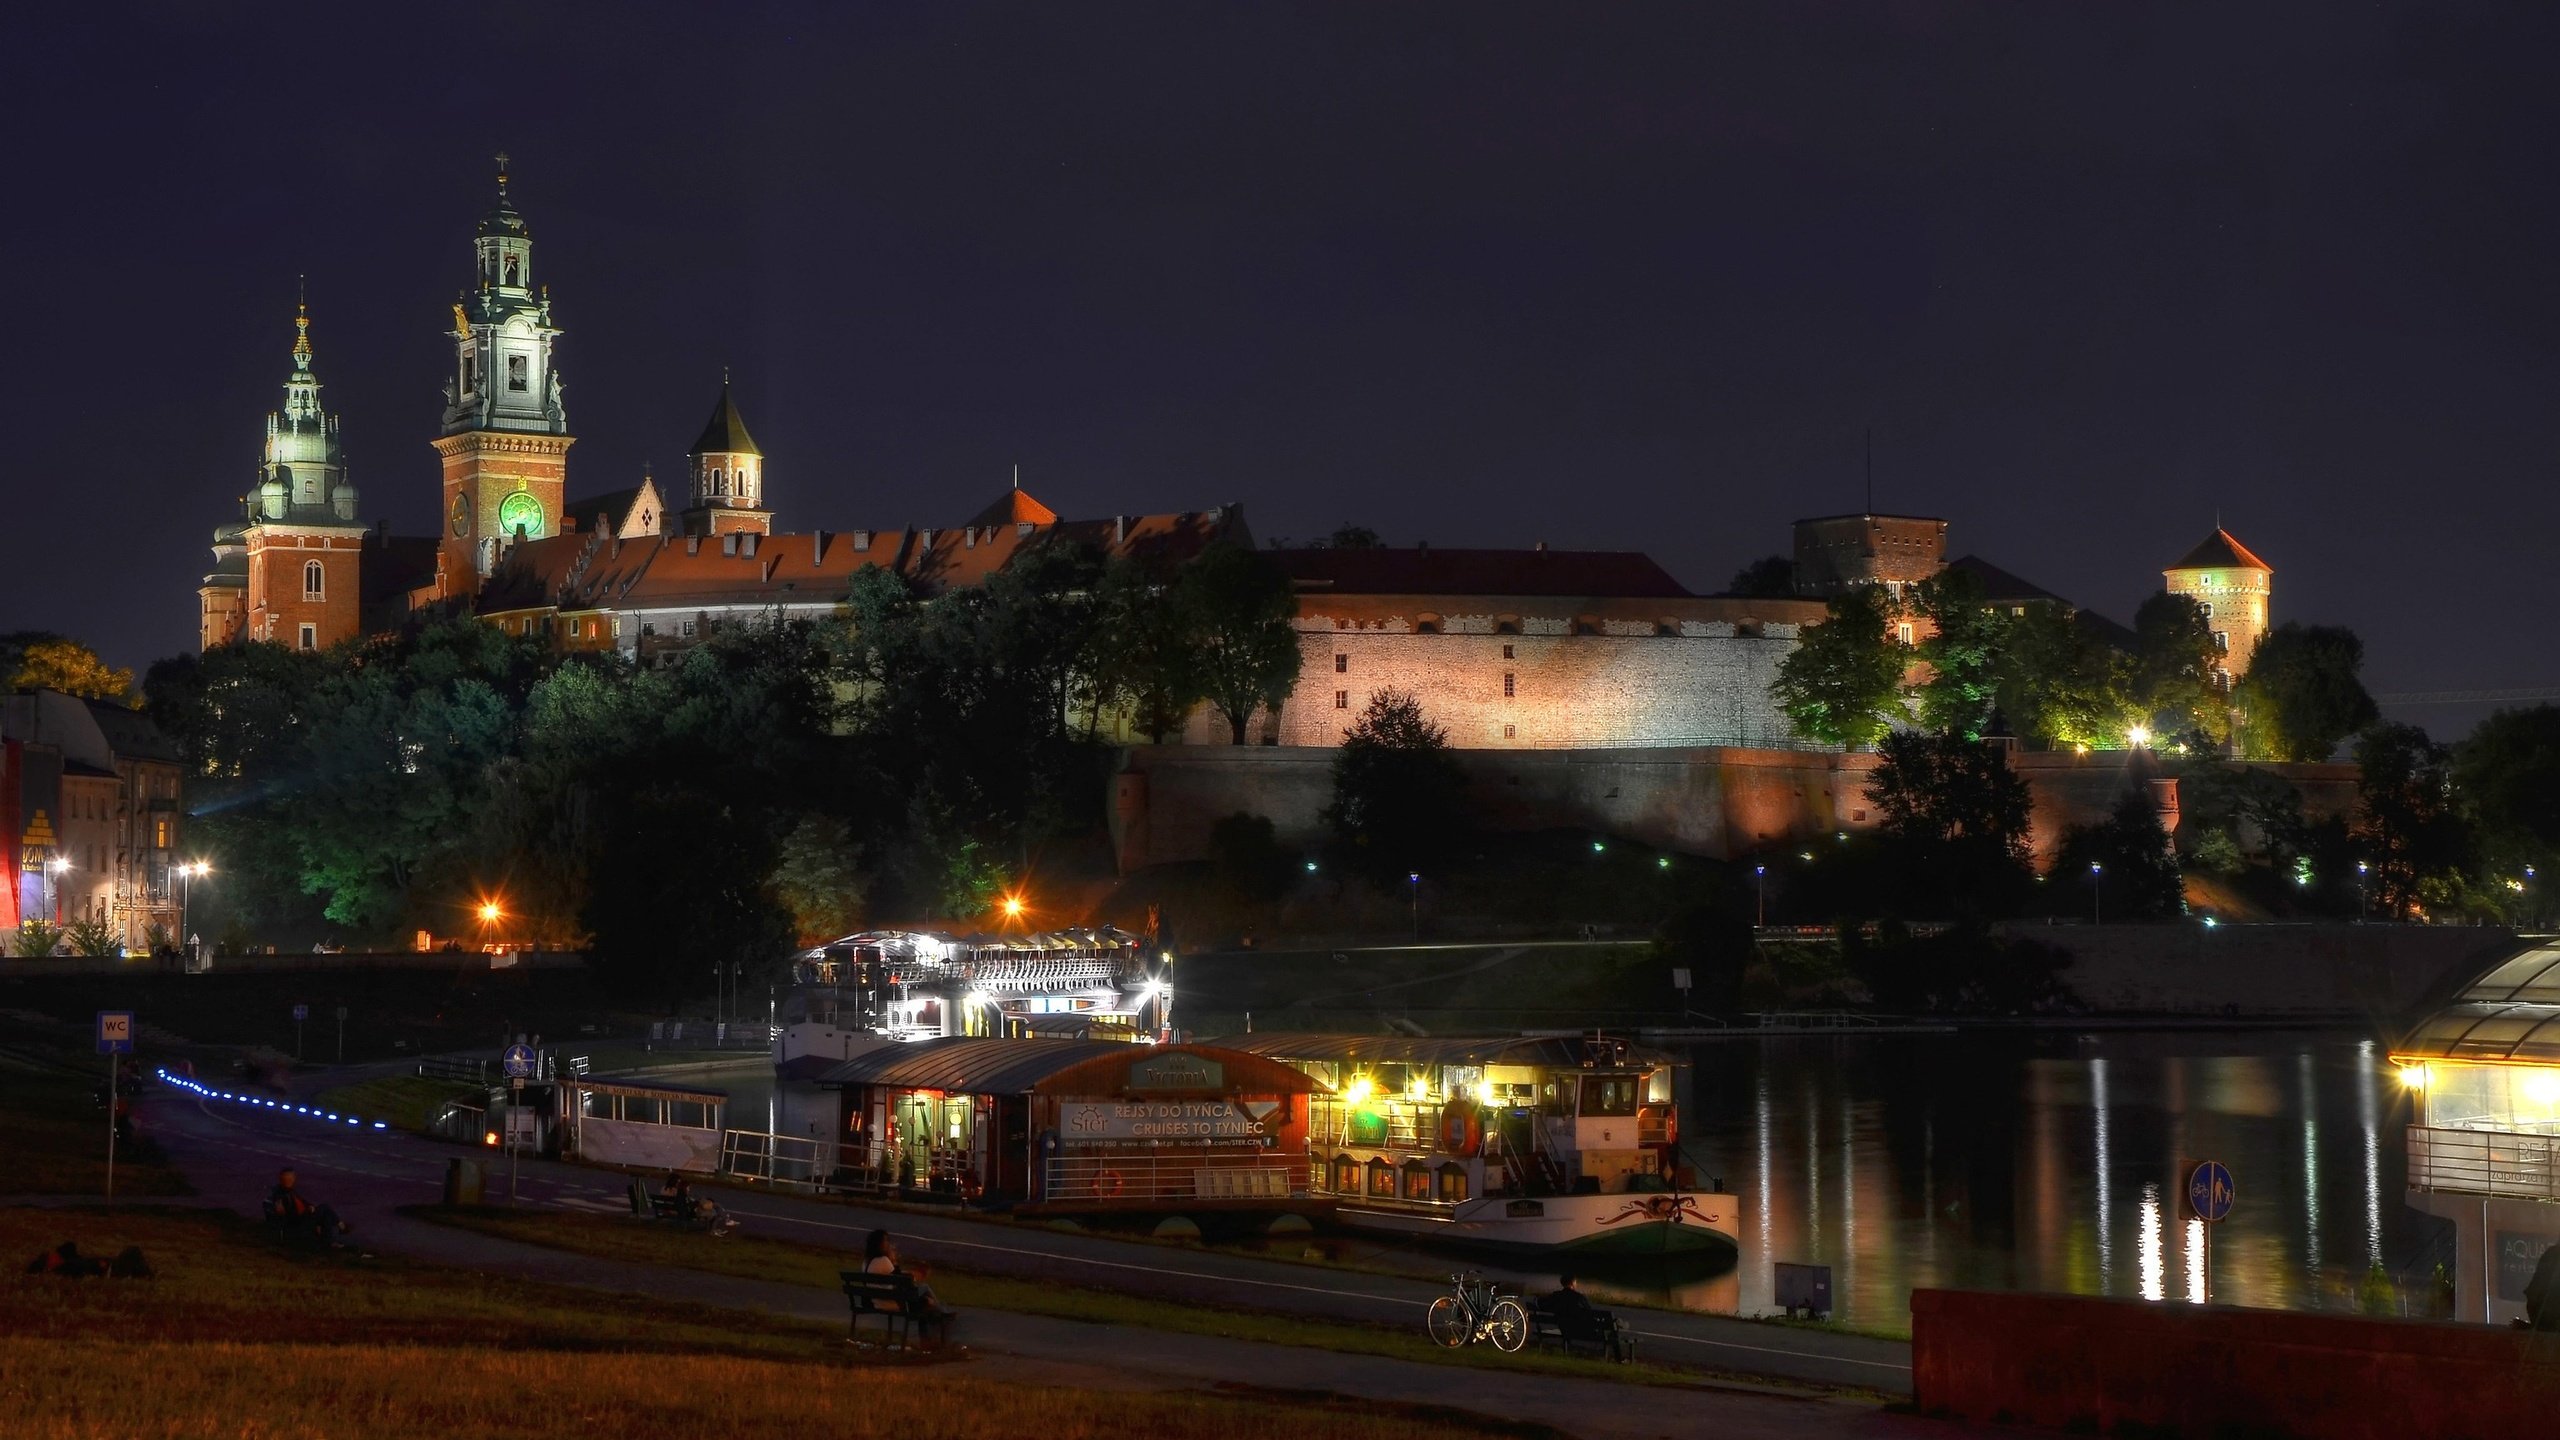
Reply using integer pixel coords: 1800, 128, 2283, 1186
8, 5, 2554, 733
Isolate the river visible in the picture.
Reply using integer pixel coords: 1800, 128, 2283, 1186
705, 1025, 2444, 1327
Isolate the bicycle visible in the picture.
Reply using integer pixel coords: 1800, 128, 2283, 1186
1426, 1271, 1529, 1352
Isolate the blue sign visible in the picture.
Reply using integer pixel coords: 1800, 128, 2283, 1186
2188, 1160, 2235, 1223
292, 1004, 309, 1021
502, 1043, 536, 1079
96, 1011, 134, 1055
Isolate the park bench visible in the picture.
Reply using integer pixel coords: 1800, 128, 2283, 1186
1527, 1299, 1635, 1362
625, 1178, 714, 1229
840, 1269, 945, 1349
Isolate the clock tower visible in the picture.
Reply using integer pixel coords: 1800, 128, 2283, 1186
433, 153, 574, 591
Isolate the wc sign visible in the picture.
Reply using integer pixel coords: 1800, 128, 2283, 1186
96, 1012, 135, 1055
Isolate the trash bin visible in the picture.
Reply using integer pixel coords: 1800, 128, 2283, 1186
442, 1157, 484, 1207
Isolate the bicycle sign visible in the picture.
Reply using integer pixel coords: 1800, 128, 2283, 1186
2188, 1160, 2234, 1223
502, 1044, 536, 1080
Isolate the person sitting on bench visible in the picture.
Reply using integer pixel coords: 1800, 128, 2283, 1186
659, 1171, 738, 1233
1545, 1272, 1597, 1322
864, 1229, 957, 1341
264, 1168, 348, 1246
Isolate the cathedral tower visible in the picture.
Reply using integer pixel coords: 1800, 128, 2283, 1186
433, 153, 574, 590
207, 292, 368, 651
2163, 527, 2273, 685
678, 376, 771, 537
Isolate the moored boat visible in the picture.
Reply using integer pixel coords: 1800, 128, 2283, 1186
776, 927, 1167, 1074
1218, 1032, 1737, 1256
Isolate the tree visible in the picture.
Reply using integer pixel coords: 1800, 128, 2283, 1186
1773, 585, 1905, 749
1995, 605, 2135, 749
5, 636, 134, 701
1209, 812, 1293, 905
1865, 730, 2036, 917
1911, 568, 2005, 738
1088, 554, 1200, 742
2234, 623, 2377, 762
2355, 722, 2471, 919
2053, 791, 2185, 919
2131, 592, 2229, 748
1175, 543, 1301, 745
63, 917, 120, 957
1319, 524, 1384, 549
1323, 688, 1468, 879
1726, 555, 1797, 599
770, 814, 867, 944
2455, 706, 2560, 901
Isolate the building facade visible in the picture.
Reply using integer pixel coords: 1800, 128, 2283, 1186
1, 692, 184, 950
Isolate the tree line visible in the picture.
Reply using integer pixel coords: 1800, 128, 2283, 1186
123, 537, 1299, 998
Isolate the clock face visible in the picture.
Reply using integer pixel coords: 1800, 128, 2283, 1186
497, 491, 545, 541
449, 493, 471, 538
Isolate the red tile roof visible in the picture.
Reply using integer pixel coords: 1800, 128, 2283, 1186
1268, 547, 1691, 599
2169, 528, 2271, 573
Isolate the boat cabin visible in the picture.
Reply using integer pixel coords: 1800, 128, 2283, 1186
816, 1038, 1316, 1210
1221, 1033, 1681, 1213
778, 928, 1166, 1069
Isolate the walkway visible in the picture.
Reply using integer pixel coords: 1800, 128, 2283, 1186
136, 1083, 1967, 1440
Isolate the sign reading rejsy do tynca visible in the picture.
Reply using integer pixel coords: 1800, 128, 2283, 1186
1061, 1099, 1275, 1141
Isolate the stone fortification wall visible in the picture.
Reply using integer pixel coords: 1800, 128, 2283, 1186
1180, 614, 1806, 750
1112, 743, 2359, 873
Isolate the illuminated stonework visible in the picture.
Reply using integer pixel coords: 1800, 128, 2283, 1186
2162, 529, 2272, 682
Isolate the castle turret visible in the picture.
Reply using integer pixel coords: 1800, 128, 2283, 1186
2163, 528, 2272, 683
678, 375, 771, 537
208, 292, 368, 651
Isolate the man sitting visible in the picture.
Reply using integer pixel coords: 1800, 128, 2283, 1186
263, 1168, 349, 1247
658, 1171, 737, 1234
1543, 1273, 1630, 1361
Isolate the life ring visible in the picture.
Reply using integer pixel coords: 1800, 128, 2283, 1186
1098, 1169, 1125, 1199
1439, 1100, 1484, 1158
1639, 1104, 1677, 1147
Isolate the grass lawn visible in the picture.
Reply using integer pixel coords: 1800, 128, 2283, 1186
417, 1205, 1739, 1390
0, 1206, 1519, 1440
0, 1038, 189, 1198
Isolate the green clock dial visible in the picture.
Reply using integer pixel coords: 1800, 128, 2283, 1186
497, 491, 545, 541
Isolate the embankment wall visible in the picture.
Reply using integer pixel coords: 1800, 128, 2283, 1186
1912, 1288, 2560, 1440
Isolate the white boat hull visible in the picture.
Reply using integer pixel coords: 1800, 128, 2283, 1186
1335, 1190, 1740, 1256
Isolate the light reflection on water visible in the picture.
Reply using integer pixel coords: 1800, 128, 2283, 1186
722, 1029, 2442, 1326
1668, 1029, 2442, 1325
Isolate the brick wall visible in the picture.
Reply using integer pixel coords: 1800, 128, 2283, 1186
245, 531, 365, 649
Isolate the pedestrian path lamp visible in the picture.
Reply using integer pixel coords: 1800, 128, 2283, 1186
1754, 864, 1767, 928
2089, 861, 2104, 926
178, 861, 210, 954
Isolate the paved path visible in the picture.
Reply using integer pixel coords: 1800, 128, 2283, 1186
133, 1080, 1975, 1440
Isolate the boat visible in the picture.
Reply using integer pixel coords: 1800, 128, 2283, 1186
776, 927, 1167, 1073
1219, 1032, 1737, 1256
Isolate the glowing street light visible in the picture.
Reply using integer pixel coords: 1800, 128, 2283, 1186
2089, 860, 2104, 926
1754, 864, 1767, 928
178, 860, 212, 958
1001, 894, 1026, 920
2126, 724, 2152, 748
477, 900, 503, 924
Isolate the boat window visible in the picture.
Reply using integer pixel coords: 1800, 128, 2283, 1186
1579, 1075, 1640, 1117
1538, 1077, 1570, 1114
1437, 1164, 1470, 1203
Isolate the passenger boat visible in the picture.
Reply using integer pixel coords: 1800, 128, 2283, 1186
775, 928, 1167, 1073
1220, 1032, 1737, 1256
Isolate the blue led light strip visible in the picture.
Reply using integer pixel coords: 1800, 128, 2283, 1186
156, 1068, 392, 1129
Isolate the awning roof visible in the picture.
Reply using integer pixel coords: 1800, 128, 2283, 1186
1210, 1032, 1675, 1070
2395, 939, 2560, 1064
814, 1037, 1130, 1093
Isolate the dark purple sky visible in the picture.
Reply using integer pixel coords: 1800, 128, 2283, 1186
8, 5, 2554, 733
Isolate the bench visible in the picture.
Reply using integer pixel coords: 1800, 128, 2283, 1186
1527, 1299, 1635, 1362
626, 1178, 714, 1228
841, 1269, 945, 1349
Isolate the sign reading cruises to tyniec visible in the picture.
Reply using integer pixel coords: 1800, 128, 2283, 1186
1061, 1100, 1266, 1141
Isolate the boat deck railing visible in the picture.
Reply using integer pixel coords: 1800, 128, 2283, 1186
1043, 1150, 1301, 1204
2407, 1124, 2560, 1201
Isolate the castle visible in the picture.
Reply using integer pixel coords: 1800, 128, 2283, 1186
195, 159, 2271, 761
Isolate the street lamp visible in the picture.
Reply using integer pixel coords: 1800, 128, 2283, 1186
46, 856, 70, 924
1754, 864, 1767, 929
1408, 872, 1421, 941
2126, 724, 2152, 749
2355, 861, 2369, 923
2089, 861, 2104, 926
178, 861, 210, 956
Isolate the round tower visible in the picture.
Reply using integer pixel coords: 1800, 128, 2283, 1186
680, 375, 771, 537
2162, 527, 2272, 684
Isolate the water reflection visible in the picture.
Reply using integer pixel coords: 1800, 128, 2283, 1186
1675, 1029, 2439, 1325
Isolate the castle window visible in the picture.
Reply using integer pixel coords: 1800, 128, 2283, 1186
1334, 691, 1348, 710
297, 624, 316, 652
1503, 673, 1515, 697
1895, 622, 1915, 645
1502, 643, 1514, 659
1503, 724, 1517, 740
1495, 616, 1521, 635
464, 355, 478, 391
681, 619, 699, 638
508, 355, 528, 391
1334, 654, 1347, 673
302, 560, 324, 600
2199, 602, 2214, 618
2213, 631, 2228, 652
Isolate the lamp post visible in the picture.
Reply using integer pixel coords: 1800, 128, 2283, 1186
2089, 861, 2104, 927
1408, 872, 1420, 942
2355, 861, 2369, 924
1754, 864, 1767, 929
177, 861, 209, 956
47, 856, 70, 924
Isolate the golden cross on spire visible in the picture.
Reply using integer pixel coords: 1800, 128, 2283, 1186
495, 150, 511, 195
293, 274, 312, 362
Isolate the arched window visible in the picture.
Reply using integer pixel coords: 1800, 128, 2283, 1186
303, 560, 324, 600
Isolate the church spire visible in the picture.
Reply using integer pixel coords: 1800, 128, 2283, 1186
292, 276, 312, 369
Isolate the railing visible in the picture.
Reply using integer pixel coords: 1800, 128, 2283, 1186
418, 1056, 492, 1085
1043, 1150, 1301, 1203
1309, 1095, 1451, 1153
647, 1021, 776, 1049
2407, 1124, 2560, 1201
719, 1129, 840, 1191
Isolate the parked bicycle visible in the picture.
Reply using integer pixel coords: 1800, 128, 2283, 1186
1426, 1271, 1529, 1352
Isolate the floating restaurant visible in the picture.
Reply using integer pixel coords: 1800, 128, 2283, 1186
815, 1037, 1314, 1209
778, 928, 1168, 1071
2392, 938, 2560, 1325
